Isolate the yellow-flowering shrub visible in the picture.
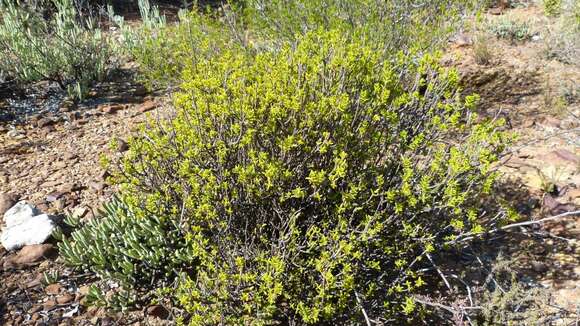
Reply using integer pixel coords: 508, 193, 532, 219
106, 31, 509, 324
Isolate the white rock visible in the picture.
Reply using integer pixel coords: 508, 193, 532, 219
1, 214, 56, 251
3, 201, 40, 227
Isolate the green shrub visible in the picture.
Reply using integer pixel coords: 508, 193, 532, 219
240, 0, 481, 54
125, 7, 236, 90
0, 0, 115, 100
487, 17, 532, 43
63, 30, 509, 324
128, 0, 483, 91
58, 198, 196, 309
543, 0, 562, 16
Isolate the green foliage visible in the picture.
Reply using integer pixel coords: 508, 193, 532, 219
0, 0, 115, 100
127, 0, 483, 91
487, 17, 532, 43
543, 0, 562, 16
241, 0, 481, 54
58, 198, 196, 308
97, 31, 509, 324
126, 7, 235, 90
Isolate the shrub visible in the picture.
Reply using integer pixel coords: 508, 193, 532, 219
125, 7, 235, 90
240, 0, 481, 54
63, 30, 510, 324
542, 0, 580, 65
0, 0, 115, 100
127, 0, 483, 91
543, 0, 562, 16
58, 198, 196, 309
487, 17, 532, 43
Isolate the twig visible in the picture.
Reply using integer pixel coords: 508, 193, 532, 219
355, 292, 372, 326
426, 253, 452, 291
500, 210, 580, 231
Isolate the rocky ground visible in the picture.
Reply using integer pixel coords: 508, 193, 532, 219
0, 2, 578, 325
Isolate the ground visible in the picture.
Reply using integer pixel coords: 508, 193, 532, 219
0, 2, 578, 325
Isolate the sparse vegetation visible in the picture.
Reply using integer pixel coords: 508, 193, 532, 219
0, 0, 116, 100
474, 33, 493, 65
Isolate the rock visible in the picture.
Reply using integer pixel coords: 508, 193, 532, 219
453, 33, 472, 47
115, 139, 129, 152
31, 312, 40, 322
0, 193, 19, 216
138, 100, 158, 113
46, 283, 62, 295
146, 305, 169, 319
88, 181, 106, 193
56, 293, 74, 304
55, 198, 67, 210
36, 118, 55, 128
41, 125, 56, 135
7, 129, 25, 140
1, 214, 56, 251
489, 7, 504, 15
531, 261, 548, 273
43, 298, 58, 311
134, 85, 148, 97
72, 207, 88, 219
3, 244, 56, 269
3, 201, 40, 227
100, 104, 124, 114
63, 152, 78, 161
98, 170, 111, 181
46, 192, 64, 203
550, 149, 579, 165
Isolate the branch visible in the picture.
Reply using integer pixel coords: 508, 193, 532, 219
500, 210, 580, 231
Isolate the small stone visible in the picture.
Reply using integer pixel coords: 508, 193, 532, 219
30, 305, 43, 313
63, 152, 78, 161
138, 100, 158, 113
46, 283, 62, 295
2, 244, 56, 269
31, 312, 40, 322
115, 139, 128, 152
72, 207, 88, 219
55, 198, 67, 210
41, 125, 56, 135
134, 85, 148, 97
98, 170, 111, 181
46, 192, 64, 203
43, 298, 57, 311
100, 104, 124, 114
146, 305, 169, 319
54, 160, 67, 169
531, 261, 548, 273
88, 181, 106, 193
56, 293, 74, 304
36, 118, 55, 128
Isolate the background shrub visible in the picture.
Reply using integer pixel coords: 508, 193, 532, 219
0, 0, 115, 100
487, 16, 533, 43
67, 31, 509, 324
127, 0, 484, 91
